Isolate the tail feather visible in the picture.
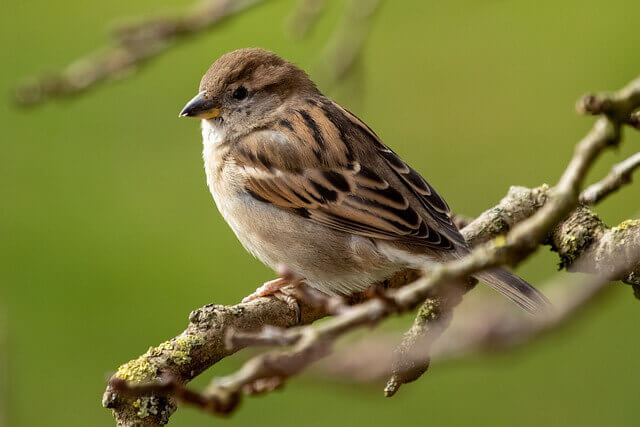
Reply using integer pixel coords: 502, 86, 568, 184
474, 268, 549, 314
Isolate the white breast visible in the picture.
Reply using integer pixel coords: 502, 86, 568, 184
202, 119, 233, 178
201, 119, 226, 189
200, 119, 236, 227
201, 120, 267, 260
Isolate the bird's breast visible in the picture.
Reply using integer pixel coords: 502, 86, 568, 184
201, 120, 259, 254
201, 119, 232, 191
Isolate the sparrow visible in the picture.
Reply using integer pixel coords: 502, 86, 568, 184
179, 48, 547, 312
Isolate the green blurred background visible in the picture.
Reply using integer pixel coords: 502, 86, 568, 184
2, 0, 639, 425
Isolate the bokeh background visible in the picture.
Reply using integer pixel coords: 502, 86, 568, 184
2, 0, 639, 426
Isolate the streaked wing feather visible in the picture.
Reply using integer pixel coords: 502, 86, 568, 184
234, 101, 465, 251
340, 108, 467, 247
240, 160, 455, 250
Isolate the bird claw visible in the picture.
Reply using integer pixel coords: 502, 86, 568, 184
241, 265, 304, 323
242, 277, 289, 303
274, 288, 302, 324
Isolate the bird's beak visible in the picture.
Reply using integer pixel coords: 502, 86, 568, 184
179, 91, 221, 119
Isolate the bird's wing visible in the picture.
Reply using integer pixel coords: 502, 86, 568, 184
334, 105, 468, 248
233, 99, 467, 252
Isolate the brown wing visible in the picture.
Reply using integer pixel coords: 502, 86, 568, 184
235, 99, 468, 251
334, 104, 467, 248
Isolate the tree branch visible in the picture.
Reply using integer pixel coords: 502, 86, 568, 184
382, 77, 640, 396
13, 0, 383, 107
102, 78, 640, 426
580, 152, 640, 205
315, 212, 639, 384
13, 0, 267, 107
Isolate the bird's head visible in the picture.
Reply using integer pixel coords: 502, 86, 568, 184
179, 48, 318, 136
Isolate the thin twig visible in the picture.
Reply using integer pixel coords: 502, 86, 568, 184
580, 152, 640, 205
13, 0, 266, 106
108, 376, 239, 417
384, 278, 472, 397
13, 0, 383, 106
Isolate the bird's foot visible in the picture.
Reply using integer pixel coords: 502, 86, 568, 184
241, 265, 304, 302
241, 265, 305, 322
242, 277, 289, 303
273, 287, 302, 324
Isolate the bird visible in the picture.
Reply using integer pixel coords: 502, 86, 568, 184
179, 48, 548, 313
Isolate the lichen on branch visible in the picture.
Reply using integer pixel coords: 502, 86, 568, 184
102, 66, 640, 427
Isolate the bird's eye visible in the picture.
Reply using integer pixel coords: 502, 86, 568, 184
232, 86, 248, 100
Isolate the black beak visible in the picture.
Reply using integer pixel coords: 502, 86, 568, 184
179, 91, 222, 119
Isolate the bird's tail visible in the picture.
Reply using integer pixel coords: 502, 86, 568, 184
473, 268, 549, 314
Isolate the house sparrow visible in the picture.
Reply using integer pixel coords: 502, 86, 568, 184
179, 48, 547, 312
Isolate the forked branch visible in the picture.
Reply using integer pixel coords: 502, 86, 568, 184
103, 76, 640, 426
